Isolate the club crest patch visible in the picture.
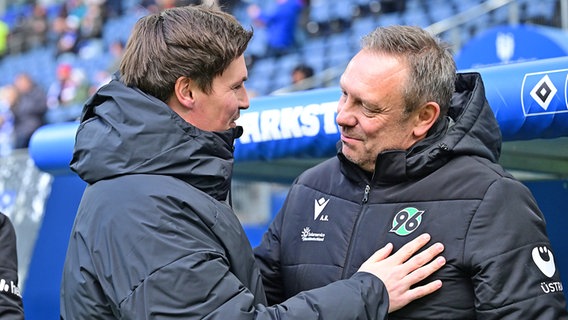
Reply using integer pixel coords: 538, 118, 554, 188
389, 207, 425, 236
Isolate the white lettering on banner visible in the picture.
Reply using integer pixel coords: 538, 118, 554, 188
298, 105, 318, 137
260, 109, 281, 141
320, 101, 339, 134
238, 101, 339, 144
280, 106, 304, 139
239, 112, 261, 143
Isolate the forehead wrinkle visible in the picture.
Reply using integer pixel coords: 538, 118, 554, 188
342, 52, 407, 108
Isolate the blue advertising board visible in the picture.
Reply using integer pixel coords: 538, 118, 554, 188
455, 24, 568, 69
30, 56, 568, 170
475, 56, 568, 141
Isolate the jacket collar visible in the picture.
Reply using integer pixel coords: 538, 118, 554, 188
338, 72, 501, 184
71, 79, 240, 201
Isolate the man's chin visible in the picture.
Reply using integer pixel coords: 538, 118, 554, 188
341, 147, 370, 168
341, 146, 357, 162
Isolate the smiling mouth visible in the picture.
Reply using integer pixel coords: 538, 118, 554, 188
341, 132, 361, 143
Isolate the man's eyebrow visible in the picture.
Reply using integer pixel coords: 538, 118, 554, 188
233, 76, 247, 86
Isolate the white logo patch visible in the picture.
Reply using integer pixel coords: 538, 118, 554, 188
314, 197, 330, 221
301, 227, 325, 242
532, 246, 556, 278
531, 246, 564, 294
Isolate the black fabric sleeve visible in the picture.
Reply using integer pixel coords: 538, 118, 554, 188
465, 178, 568, 319
0, 213, 25, 320
253, 272, 389, 320
254, 204, 286, 306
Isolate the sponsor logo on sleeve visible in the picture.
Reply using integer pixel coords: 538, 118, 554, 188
532, 246, 564, 294
0, 278, 21, 297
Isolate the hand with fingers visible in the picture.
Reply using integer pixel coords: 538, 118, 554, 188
358, 233, 446, 313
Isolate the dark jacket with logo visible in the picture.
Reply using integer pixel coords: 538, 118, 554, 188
60, 77, 390, 319
254, 73, 568, 319
0, 213, 24, 319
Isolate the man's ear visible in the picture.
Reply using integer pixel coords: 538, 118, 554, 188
413, 102, 440, 138
173, 76, 195, 109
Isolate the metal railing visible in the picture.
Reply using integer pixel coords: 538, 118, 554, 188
425, 0, 519, 52
270, 0, 564, 95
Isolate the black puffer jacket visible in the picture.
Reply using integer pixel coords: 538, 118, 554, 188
0, 213, 24, 320
60, 77, 391, 319
254, 73, 568, 319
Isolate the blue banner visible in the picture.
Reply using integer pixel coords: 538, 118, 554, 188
235, 88, 341, 161
476, 56, 568, 141
30, 57, 568, 174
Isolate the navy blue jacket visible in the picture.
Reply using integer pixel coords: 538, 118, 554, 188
61, 77, 391, 319
254, 73, 568, 319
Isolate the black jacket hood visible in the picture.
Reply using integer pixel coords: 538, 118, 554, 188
70, 78, 242, 201
338, 72, 502, 183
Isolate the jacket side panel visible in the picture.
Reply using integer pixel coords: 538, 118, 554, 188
465, 175, 568, 319
254, 194, 286, 306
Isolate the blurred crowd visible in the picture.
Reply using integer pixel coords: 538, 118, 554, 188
1, 0, 115, 58
0, 73, 47, 153
0, 0, 135, 154
0, 0, 253, 60
0, 0, 313, 154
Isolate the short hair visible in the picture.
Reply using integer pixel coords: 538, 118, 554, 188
120, 5, 253, 102
361, 25, 456, 118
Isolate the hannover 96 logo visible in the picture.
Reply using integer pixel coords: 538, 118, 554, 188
389, 207, 425, 236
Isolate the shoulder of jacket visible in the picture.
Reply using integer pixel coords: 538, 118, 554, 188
295, 158, 338, 182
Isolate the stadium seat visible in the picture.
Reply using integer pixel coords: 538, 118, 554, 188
351, 16, 378, 40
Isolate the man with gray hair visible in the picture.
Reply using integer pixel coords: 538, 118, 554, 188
254, 25, 568, 319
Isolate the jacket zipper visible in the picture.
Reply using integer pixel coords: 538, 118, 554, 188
341, 183, 371, 278
362, 184, 370, 203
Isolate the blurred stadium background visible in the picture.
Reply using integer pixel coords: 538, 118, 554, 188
1, 0, 567, 318
0, 0, 564, 98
